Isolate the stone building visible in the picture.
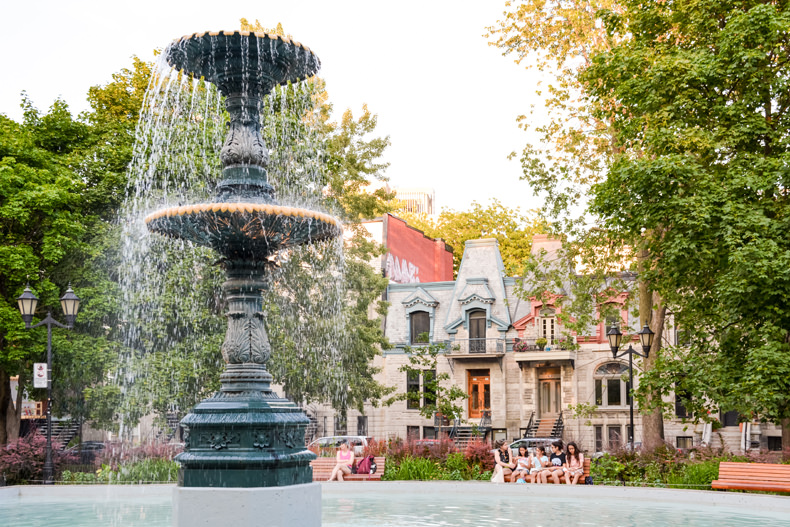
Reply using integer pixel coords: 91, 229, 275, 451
313, 236, 784, 454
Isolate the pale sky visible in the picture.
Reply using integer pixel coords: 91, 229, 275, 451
1, 0, 545, 213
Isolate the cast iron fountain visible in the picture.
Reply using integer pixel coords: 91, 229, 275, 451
144, 30, 340, 526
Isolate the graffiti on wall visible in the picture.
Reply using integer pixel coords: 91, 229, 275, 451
385, 253, 421, 283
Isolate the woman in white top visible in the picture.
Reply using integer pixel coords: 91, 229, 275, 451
510, 445, 531, 482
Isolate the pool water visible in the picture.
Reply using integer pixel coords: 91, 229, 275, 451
322, 491, 789, 526
2, 484, 788, 527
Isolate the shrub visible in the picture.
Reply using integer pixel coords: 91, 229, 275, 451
667, 459, 719, 490
464, 438, 494, 471
384, 456, 442, 480
590, 454, 625, 485
0, 431, 76, 485
363, 439, 387, 457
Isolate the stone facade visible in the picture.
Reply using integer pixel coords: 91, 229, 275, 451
312, 236, 783, 454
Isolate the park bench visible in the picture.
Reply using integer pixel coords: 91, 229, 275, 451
311, 456, 386, 482
507, 458, 591, 484
711, 462, 790, 493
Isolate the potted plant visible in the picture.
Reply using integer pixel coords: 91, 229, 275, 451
513, 340, 529, 353
535, 337, 547, 351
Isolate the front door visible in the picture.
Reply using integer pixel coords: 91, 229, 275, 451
468, 369, 491, 419
538, 368, 562, 418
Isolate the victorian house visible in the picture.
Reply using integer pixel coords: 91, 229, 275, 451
312, 235, 784, 454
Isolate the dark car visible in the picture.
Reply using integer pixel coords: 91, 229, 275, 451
66, 441, 106, 464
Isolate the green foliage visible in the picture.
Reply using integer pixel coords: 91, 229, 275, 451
667, 460, 720, 490
382, 452, 491, 482
386, 343, 468, 422
590, 454, 625, 485
399, 199, 548, 276
582, 0, 790, 441
384, 456, 443, 481
60, 459, 179, 484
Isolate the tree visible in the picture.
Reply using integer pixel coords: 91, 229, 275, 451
399, 199, 548, 276
488, 0, 670, 449
581, 1, 790, 450
386, 343, 468, 424
0, 89, 132, 443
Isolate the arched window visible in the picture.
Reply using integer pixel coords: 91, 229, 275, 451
594, 362, 630, 408
410, 311, 430, 344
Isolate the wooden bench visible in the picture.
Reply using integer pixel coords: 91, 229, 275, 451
507, 458, 591, 484
711, 462, 790, 493
311, 456, 386, 482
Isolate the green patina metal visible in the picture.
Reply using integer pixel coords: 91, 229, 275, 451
145, 30, 338, 488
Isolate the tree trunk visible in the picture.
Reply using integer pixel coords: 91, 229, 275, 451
638, 245, 666, 450
0, 369, 10, 445
6, 369, 23, 442
641, 294, 666, 450
782, 417, 790, 461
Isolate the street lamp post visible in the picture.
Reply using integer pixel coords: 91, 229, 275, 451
17, 285, 80, 485
606, 323, 655, 451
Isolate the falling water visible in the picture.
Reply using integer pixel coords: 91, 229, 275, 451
115, 41, 349, 440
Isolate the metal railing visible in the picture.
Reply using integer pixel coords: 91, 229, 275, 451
512, 337, 570, 352
452, 338, 506, 354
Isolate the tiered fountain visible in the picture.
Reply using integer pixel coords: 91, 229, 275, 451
144, 30, 340, 526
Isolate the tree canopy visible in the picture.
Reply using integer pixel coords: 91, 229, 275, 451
399, 199, 548, 277
582, 0, 790, 449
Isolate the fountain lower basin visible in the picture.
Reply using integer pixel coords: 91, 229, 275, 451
2, 482, 789, 527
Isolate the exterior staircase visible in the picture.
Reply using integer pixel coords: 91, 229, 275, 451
711, 426, 749, 454
303, 407, 319, 445
30, 418, 81, 448
523, 412, 564, 440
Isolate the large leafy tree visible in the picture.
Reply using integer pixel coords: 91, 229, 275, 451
0, 79, 141, 444
489, 0, 673, 449
399, 200, 548, 277
582, 0, 790, 451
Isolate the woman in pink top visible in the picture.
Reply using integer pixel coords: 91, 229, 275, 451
328, 441, 355, 481
563, 442, 585, 485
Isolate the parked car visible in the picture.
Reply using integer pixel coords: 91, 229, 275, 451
66, 441, 106, 464
507, 437, 558, 456
307, 436, 371, 456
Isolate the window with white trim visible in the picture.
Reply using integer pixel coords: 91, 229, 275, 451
594, 362, 631, 408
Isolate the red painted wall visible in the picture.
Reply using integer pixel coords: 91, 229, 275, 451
384, 214, 453, 283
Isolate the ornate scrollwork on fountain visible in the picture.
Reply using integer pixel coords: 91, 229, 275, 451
221, 312, 271, 365
220, 96, 269, 168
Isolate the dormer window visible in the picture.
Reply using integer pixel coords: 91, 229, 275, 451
410, 311, 430, 344
540, 307, 556, 344
469, 310, 486, 352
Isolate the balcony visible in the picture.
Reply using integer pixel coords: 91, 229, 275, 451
513, 337, 576, 366
445, 338, 506, 369
450, 338, 506, 355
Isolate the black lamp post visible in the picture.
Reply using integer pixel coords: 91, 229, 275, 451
606, 323, 655, 451
17, 285, 80, 484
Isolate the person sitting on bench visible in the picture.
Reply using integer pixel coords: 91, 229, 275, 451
328, 440, 355, 481
540, 440, 566, 484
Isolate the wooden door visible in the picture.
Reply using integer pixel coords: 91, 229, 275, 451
538, 368, 561, 418
468, 369, 490, 419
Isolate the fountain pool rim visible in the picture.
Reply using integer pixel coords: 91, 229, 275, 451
2, 480, 789, 511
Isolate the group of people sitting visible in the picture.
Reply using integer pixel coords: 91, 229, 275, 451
492, 439, 585, 484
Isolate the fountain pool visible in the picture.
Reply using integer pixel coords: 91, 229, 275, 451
2, 482, 788, 527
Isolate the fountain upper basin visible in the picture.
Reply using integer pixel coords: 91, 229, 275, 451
145, 202, 341, 258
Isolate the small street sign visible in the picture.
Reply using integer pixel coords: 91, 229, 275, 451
33, 363, 47, 388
